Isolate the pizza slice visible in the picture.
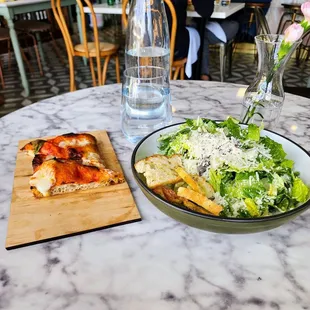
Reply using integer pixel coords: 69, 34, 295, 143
21, 133, 104, 168
22, 132, 125, 198
30, 158, 124, 198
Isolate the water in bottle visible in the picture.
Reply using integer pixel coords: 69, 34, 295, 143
121, 66, 171, 143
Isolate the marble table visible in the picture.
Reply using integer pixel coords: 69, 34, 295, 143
1, 81, 310, 310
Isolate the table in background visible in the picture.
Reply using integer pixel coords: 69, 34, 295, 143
0, 0, 75, 96
82, 2, 245, 19
1, 81, 310, 309
81, 2, 245, 79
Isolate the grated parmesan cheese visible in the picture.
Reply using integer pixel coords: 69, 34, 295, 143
181, 129, 269, 179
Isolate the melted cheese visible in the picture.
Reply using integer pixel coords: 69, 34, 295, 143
82, 152, 104, 168
58, 138, 90, 148
29, 168, 56, 197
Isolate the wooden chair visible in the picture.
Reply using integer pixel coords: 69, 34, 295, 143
122, 0, 187, 80
0, 27, 34, 89
14, 18, 65, 76
0, 28, 11, 88
51, 0, 120, 92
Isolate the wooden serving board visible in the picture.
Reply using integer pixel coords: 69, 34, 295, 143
6, 131, 141, 250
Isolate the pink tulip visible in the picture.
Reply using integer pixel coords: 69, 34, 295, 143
284, 23, 304, 43
301, 1, 310, 22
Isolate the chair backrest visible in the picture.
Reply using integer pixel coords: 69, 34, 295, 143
51, 0, 103, 84
254, 7, 270, 35
300, 29, 310, 47
122, 0, 177, 75
276, 10, 303, 34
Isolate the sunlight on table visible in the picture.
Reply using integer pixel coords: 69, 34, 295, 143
236, 87, 247, 98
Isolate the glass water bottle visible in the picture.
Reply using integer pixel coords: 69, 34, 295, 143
121, 0, 172, 143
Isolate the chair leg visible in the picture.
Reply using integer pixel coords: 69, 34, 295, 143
7, 40, 12, 71
35, 32, 46, 64
68, 55, 76, 92
21, 48, 34, 73
219, 44, 225, 82
296, 46, 301, 67
89, 57, 97, 87
180, 65, 185, 80
115, 54, 120, 83
306, 48, 310, 62
49, 31, 65, 64
0, 58, 5, 89
29, 34, 43, 76
227, 43, 233, 77
276, 12, 288, 34
172, 67, 180, 80
303, 37, 310, 62
101, 56, 111, 86
33, 44, 44, 76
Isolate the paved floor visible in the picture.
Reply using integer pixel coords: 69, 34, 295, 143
0, 27, 309, 117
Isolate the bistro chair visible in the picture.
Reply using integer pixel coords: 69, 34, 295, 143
275, 4, 307, 66
14, 18, 65, 76
250, 7, 270, 62
254, 7, 308, 66
296, 29, 310, 66
254, 7, 270, 36
243, 3, 271, 38
232, 3, 270, 65
0, 27, 34, 89
122, 0, 187, 80
0, 28, 11, 88
277, 4, 303, 35
209, 40, 234, 82
51, 0, 120, 91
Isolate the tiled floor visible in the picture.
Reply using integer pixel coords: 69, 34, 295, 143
0, 25, 309, 117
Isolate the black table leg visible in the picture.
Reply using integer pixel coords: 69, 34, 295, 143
192, 17, 206, 80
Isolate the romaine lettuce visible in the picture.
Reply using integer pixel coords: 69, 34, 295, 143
247, 124, 260, 141
292, 178, 309, 203
209, 169, 221, 193
260, 136, 286, 162
280, 159, 294, 169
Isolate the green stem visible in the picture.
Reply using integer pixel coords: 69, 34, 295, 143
243, 69, 275, 124
241, 104, 251, 123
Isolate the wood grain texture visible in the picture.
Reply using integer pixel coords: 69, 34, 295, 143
6, 131, 141, 249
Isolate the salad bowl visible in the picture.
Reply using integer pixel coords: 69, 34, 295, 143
131, 122, 310, 234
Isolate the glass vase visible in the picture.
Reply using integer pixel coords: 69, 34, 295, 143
240, 34, 301, 130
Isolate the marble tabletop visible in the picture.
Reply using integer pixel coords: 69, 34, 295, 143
0, 81, 310, 310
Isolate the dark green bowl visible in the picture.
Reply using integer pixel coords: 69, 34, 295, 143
131, 123, 310, 234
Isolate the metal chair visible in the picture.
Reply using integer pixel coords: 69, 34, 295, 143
277, 4, 303, 34
237, 2, 271, 42
254, 7, 270, 35
209, 39, 234, 82
122, 0, 187, 80
296, 29, 310, 66
51, 0, 120, 91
